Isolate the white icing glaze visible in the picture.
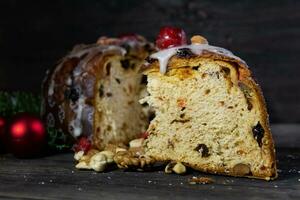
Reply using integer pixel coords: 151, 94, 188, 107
72, 96, 85, 137
149, 44, 246, 74
47, 45, 125, 98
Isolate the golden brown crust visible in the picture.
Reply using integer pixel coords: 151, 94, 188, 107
42, 36, 155, 148
143, 50, 277, 180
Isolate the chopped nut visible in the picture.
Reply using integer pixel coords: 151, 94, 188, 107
76, 161, 91, 170
172, 162, 186, 174
89, 153, 107, 172
104, 144, 118, 152
80, 149, 99, 162
188, 176, 214, 185
191, 35, 208, 45
114, 149, 155, 170
99, 150, 115, 163
116, 147, 127, 153
129, 138, 144, 148
194, 144, 210, 157
165, 162, 186, 174
232, 163, 251, 176
74, 150, 84, 161
165, 162, 176, 174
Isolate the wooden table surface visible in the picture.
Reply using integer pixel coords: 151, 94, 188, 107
0, 124, 299, 200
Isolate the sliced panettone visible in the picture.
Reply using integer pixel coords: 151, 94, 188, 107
141, 34, 277, 180
42, 35, 154, 150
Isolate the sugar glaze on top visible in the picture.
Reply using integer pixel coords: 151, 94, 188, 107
149, 44, 246, 74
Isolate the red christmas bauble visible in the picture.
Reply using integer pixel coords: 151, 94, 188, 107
8, 113, 47, 158
0, 116, 7, 153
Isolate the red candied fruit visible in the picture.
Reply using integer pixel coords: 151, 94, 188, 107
156, 26, 187, 49
73, 136, 92, 153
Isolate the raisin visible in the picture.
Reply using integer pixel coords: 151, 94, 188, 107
106, 92, 112, 97
141, 75, 147, 85
252, 122, 264, 147
192, 66, 199, 70
176, 48, 195, 58
99, 85, 104, 97
141, 102, 148, 107
121, 59, 130, 69
148, 112, 156, 121
115, 78, 121, 84
145, 56, 156, 64
106, 63, 111, 76
64, 87, 80, 102
194, 144, 210, 157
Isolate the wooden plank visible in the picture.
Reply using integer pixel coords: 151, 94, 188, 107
0, 0, 299, 122
0, 124, 299, 200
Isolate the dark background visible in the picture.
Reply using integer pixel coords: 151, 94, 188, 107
0, 0, 299, 123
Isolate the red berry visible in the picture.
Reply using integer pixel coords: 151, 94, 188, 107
73, 136, 92, 153
156, 26, 187, 49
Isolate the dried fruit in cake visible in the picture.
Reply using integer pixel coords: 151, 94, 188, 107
141, 29, 277, 180
42, 35, 155, 150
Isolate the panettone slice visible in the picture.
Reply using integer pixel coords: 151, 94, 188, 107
42, 35, 154, 150
141, 40, 277, 180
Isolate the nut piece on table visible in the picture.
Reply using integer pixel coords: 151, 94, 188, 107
114, 149, 155, 170
75, 161, 91, 170
89, 153, 107, 172
104, 143, 128, 153
80, 149, 99, 162
129, 138, 144, 148
165, 162, 176, 174
74, 149, 116, 172
116, 147, 127, 153
165, 162, 186, 174
172, 162, 186, 174
99, 150, 115, 163
74, 150, 84, 161
188, 176, 214, 185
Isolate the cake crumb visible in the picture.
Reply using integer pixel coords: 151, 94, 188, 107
188, 176, 214, 185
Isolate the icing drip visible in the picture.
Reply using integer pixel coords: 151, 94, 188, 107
47, 45, 125, 98
72, 96, 85, 137
149, 44, 246, 74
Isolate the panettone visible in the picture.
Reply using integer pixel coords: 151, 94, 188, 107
141, 35, 277, 180
42, 35, 154, 150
